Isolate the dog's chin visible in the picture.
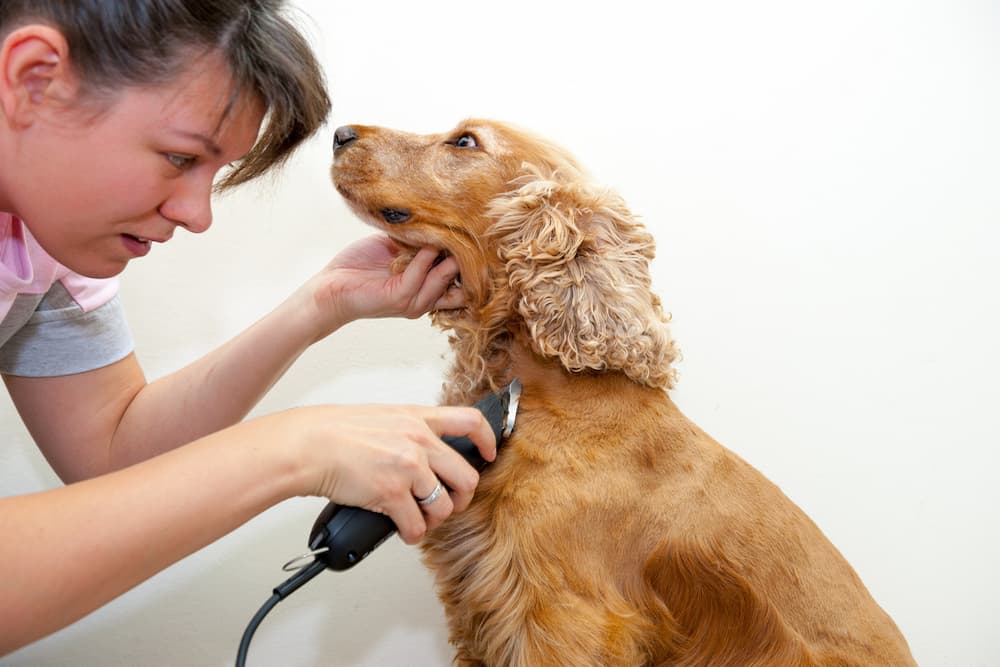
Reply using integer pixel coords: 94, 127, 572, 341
335, 188, 463, 289
375, 230, 464, 291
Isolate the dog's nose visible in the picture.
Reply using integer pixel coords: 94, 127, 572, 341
333, 125, 358, 152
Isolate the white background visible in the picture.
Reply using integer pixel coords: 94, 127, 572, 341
1, 0, 997, 665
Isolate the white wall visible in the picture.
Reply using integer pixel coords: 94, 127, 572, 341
1, 0, 997, 665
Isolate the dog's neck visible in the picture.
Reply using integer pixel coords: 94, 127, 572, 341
432, 292, 518, 405
434, 269, 677, 406
437, 322, 662, 409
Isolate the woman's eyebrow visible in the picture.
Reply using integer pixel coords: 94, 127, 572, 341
171, 130, 223, 157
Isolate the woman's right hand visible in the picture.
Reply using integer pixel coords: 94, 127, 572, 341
263, 404, 496, 543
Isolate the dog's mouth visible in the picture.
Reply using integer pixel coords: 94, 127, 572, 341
337, 188, 463, 292
333, 182, 411, 225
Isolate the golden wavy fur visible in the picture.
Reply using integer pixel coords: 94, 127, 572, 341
330, 119, 916, 666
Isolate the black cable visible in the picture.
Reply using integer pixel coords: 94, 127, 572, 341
235, 558, 327, 667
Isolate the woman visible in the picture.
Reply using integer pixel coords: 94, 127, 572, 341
0, 0, 494, 654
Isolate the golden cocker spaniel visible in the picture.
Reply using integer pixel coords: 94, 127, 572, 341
330, 119, 916, 667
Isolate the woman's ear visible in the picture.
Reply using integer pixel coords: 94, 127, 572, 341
488, 169, 678, 390
0, 25, 75, 127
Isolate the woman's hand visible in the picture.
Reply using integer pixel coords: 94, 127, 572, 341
270, 402, 496, 543
298, 234, 464, 341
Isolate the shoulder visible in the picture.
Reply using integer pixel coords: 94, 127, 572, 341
0, 217, 132, 376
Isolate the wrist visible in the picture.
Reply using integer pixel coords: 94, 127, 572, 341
277, 276, 352, 346
231, 411, 318, 503
258, 407, 341, 501
309, 271, 361, 342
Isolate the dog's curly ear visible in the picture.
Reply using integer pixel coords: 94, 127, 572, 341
487, 170, 678, 389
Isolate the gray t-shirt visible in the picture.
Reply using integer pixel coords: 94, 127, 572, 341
0, 282, 133, 377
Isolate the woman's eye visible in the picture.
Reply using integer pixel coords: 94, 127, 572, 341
165, 153, 197, 169
452, 133, 478, 149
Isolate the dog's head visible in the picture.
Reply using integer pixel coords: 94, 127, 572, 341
331, 119, 676, 399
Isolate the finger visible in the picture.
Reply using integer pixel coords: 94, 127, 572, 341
421, 407, 496, 513
413, 476, 455, 531
413, 475, 443, 505
385, 492, 429, 545
432, 282, 465, 311
396, 246, 442, 297
425, 406, 497, 463
424, 253, 461, 290
442, 406, 499, 461
425, 449, 479, 513
406, 252, 462, 314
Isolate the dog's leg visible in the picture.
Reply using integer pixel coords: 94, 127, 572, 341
642, 538, 818, 667
449, 593, 666, 667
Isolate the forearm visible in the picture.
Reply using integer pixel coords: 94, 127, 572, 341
0, 416, 304, 655
110, 286, 340, 468
5, 240, 464, 483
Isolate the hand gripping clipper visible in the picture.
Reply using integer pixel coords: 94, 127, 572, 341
303, 378, 521, 571
236, 380, 521, 666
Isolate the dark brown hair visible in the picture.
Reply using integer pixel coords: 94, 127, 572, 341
0, 0, 331, 189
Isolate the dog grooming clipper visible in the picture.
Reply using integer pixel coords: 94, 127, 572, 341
307, 378, 521, 570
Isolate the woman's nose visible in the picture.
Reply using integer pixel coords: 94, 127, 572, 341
159, 178, 213, 233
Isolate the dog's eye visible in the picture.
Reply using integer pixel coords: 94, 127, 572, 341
451, 133, 478, 149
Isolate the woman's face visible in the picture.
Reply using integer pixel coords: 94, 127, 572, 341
7, 52, 264, 278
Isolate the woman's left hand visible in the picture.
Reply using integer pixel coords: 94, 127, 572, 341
301, 234, 464, 340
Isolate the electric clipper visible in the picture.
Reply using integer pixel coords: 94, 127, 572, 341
306, 378, 521, 571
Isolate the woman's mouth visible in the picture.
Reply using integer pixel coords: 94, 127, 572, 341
121, 234, 152, 257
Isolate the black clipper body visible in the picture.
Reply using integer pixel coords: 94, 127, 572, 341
308, 379, 521, 571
